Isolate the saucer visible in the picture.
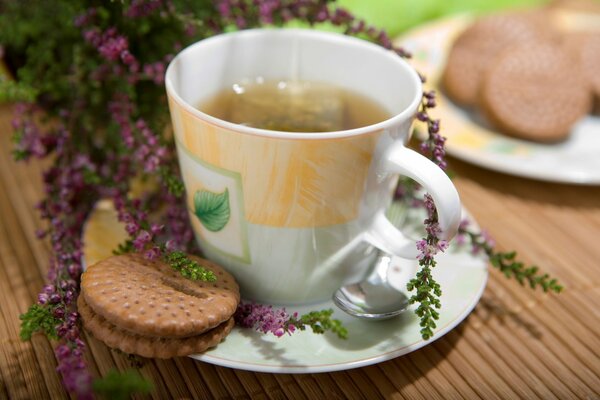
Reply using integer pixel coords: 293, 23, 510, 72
83, 200, 487, 373
395, 15, 600, 185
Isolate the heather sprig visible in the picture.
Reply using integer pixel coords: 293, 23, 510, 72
19, 304, 62, 341
164, 250, 217, 282
457, 221, 563, 293
290, 309, 348, 339
406, 194, 447, 340
235, 302, 348, 339
417, 90, 446, 170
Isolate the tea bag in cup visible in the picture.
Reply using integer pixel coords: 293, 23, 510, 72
228, 80, 345, 132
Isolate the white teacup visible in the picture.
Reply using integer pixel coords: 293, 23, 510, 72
165, 29, 461, 305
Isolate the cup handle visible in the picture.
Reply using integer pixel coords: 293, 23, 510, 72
364, 142, 462, 259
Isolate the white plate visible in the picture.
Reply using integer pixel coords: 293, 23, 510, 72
395, 15, 600, 185
83, 200, 487, 373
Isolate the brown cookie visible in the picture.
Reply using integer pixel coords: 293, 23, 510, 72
480, 42, 592, 142
547, 0, 600, 14
78, 295, 234, 358
562, 32, 600, 103
81, 253, 239, 339
443, 11, 557, 106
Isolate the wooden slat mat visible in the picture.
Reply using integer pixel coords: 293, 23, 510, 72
1, 103, 599, 399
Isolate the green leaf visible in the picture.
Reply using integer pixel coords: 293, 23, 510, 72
163, 251, 217, 282
0, 78, 38, 103
19, 304, 61, 341
289, 309, 348, 340
194, 188, 230, 232
93, 369, 153, 400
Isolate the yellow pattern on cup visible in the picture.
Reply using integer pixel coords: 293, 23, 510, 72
169, 97, 380, 228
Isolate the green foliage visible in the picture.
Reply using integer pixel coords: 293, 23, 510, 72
92, 369, 153, 400
407, 263, 441, 340
113, 239, 134, 255
159, 166, 185, 197
0, 77, 38, 103
164, 250, 217, 282
0, 0, 214, 156
489, 251, 563, 293
19, 304, 61, 341
460, 229, 563, 293
10, 128, 28, 161
290, 309, 348, 339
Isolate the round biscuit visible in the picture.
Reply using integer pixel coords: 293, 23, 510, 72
81, 253, 239, 338
78, 295, 234, 358
547, 0, 600, 13
562, 32, 600, 101
480, 42, 592, 142
443, 11, 557, 106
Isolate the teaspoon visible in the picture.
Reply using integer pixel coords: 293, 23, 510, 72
332, 251, 410, 320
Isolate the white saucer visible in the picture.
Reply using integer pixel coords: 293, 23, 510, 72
83, 200, 487, 373
395, 15, 600, 185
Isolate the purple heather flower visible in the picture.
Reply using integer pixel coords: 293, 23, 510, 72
53, 307, 65, 319
471, 230, 496, 255
425, 222, 442, 237
150, 223, 164, 235
38, 293, 49, 304
217, 1, 231, 18
64, 290, 75, 305
126, 0, 164, 18
235, 302, 294, 337
120, 50, 135, 65
437, 240, 449, 252
133, 230, 152, 251
83, 29, 101, 47
144, 246, 161, 260
67, 263, 81, 278
56, 324, 69, 338
125, 221, 140, 235
74, 8, 97, 27
55, 345, 93, 400
424, 194, 436, 216
416, 193, 450, 261
416, 239, 429, 260
49, 293, 61, 304
455, 218, 471, 246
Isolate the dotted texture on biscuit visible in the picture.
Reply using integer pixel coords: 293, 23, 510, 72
481, 43, 591, 142
81, 254, 239, 339
442, 11, 555, 106
78, 295, 234, 359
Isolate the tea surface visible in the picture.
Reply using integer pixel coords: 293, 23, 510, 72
197, 79, 391, 132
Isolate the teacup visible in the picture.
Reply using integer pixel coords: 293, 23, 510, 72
165, 28, 461, 305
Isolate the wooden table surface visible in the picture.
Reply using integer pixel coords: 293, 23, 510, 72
1, 101, 599, 399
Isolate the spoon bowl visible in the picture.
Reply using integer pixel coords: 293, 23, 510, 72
332, 251, 412, 320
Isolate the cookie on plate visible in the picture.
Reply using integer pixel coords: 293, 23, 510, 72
79, 253, 240, 358
78, 294, 235, 358
562, 32, 600, 106
480, 42, 592, 142
442, 11, 556, 106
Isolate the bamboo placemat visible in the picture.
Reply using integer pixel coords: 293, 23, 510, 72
1, 102, 599, 399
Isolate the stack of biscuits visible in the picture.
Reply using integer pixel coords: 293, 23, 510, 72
78, 253, 240, 358
442, 2, 600, 142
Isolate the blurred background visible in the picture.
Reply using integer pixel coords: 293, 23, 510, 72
338, 0, 547, 36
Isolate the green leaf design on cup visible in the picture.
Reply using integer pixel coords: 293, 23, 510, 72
193, 188, 230, 232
